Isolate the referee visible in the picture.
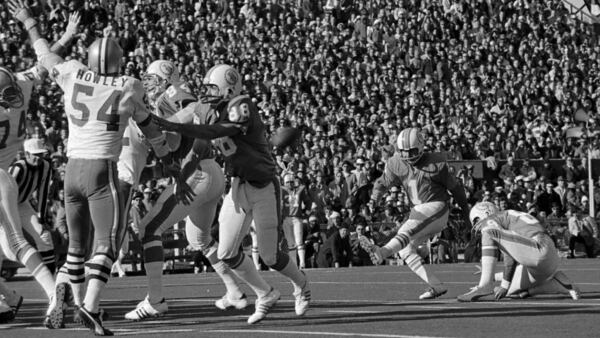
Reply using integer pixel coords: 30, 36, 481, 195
6, 138, 55, 273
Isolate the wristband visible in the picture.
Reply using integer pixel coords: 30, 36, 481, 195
24, 17, 38, 31
500, 279, 511, 289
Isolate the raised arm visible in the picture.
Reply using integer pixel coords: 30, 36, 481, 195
8, 0, 65, 71
153, 114, 243, 140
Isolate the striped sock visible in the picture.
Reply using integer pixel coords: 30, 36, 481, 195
84, 253, 114, 312
66, 252, 86, 307
404, 252, 442, 287
21, 247, 55, 300
207, 244, 243, 299
40, 250, 56, 274
231, 255, 271, 298
382, 232, 411, 257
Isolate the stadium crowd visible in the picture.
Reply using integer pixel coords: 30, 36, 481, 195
1, 0, 600, 269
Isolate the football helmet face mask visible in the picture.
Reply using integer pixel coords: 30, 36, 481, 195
200, 64, 242, 105
397, 127, 424, 164
469, 202, 499, 231
142, 60, 180, 102
87, 38, 123, 76
0, 68, 24, 109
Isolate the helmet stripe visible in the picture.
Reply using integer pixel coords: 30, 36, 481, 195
404, 129, 410, 150
409, 128, 416, 148
100, 38, 108, 74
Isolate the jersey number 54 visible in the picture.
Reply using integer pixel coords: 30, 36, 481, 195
70, 83, 122, 131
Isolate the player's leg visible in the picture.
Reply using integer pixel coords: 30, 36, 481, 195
249, 222, 260, 270
19, 202, 56, 273
76, 160, 121, 336
217, 181, 276, 324
0, 169, 55, 301
249, 181, 310, 317
282, 217, 297, 267
292, 217, 306, 269
0, 244, 23, 315
111, 180, 134, 278
186, 198, 247, 310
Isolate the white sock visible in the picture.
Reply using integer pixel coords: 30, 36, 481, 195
298, 247, 306, 268
288, 248, 298, 267
207, 246, 243, 299
404, 253, 442, 288
478, 256, 497, 288
230, 256, 271, 298
278, 259, 307, 293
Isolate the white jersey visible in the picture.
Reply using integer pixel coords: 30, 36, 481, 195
51, 60, 150, 161
0, 67, 44, 170
117, 120, 149, 186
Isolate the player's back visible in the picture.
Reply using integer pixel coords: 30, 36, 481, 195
53, 60, 148, 161
485, 210, 546, 238
389, 152, 452, 205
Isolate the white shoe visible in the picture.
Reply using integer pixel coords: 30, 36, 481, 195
247, 288, 280, 324
358, 235, 383, 265
294, 281, 311, 316
215, 293, 248, 310
457, 285, 493, 302
124, 297, 168, 321
568, 286, 581, 300
44, 283, 67, 329
419, 286, 448, 300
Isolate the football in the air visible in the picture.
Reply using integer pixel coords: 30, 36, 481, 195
271, 127, 301, 148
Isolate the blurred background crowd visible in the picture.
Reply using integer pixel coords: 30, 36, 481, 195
1, 0, 600, 272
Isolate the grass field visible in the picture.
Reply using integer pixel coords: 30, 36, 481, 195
1, 259, 600, 337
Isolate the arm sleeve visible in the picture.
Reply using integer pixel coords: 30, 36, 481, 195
167, 102, 198, 124
16, 65, 47, 85
172, 122, 243, 140
33, 39, 66, 81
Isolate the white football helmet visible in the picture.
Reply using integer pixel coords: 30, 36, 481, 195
397, 127, 424, 164
200, 64, 242, 104
469, 202, 499, 230
142, 60, 180, 101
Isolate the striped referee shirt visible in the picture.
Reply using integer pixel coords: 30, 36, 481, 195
8, 159, 53, 219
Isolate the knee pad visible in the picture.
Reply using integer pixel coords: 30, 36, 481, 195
221, 250, 244, 269
266, 250, 289, 271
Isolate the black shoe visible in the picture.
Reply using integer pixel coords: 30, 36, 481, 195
0, 309, 15, 324
77, 306, 113, 336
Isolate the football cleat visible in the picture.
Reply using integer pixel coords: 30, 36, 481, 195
215, 293, 248, 310
457, 285, 494, 302
0, 298, 15, 324
44, 283, 67, 329
247, 288, 280, 324
358, 235, 384, 265
294, 280, 311, 316
77, 306, 113, 336
124, 297, 168, 321
419, 287, 448, 300
568, 286, 581, 300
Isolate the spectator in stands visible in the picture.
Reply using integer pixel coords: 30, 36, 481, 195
568, 208, 596, 258
317, 225, 352, 268
536, 182, 563, 215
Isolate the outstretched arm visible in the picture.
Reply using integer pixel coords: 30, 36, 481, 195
8, 0, 65, 71
153, 115, 243, 140
49, 12, 81, 55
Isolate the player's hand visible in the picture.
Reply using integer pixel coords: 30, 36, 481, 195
7, 0, 33, 23
66, 11, 81, 36
174, 179, 196, 205
494, 286, 508, 300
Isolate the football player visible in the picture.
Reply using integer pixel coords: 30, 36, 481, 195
358, 127, 471, 300
10, 1, 176, 335
458, 202, 580, 301
0, 10, 81, 328
154, 64, 311, 324
122, 60, 247, 321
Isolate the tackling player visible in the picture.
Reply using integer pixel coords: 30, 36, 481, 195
154, 64, 311, 324
0, 10, 81, 328
359, 127, 471, 300
458, 202, 580, 301
122, 60, 247, 320
10, 1, 176, 335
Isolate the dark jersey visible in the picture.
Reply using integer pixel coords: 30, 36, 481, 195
373, 152, 459, 206
193, 95, 276, 185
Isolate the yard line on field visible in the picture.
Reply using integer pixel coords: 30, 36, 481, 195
206, 329, 450, 338
115, 329, 195, 336
326, 310, 384, 314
